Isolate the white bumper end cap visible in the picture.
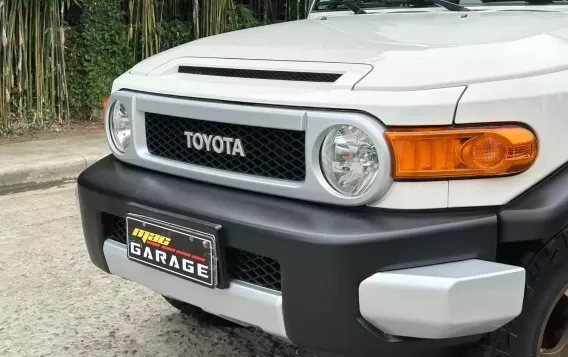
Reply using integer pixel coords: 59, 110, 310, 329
359, 259, 525, 339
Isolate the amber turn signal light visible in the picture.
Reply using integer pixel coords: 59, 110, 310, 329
384, 126, 537, 179
103, 96, 110, 111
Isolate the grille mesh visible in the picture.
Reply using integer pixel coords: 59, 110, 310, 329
178, 66, 342, 83
102, 214, 282, 291
227, 249, 282, 291
102, 213, 127, 244
145, 113, 306, 181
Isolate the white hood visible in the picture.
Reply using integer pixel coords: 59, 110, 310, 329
132, 9, 568, 90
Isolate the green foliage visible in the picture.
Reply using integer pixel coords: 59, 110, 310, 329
228, 4, 261, 31
66, 0, 133, 118
155, 20, 194, 52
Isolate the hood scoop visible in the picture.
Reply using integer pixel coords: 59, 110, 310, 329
178, 66, 343, 83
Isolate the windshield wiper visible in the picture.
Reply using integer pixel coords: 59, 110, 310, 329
381, 0, 471, 10
316, 0, 469, 12
342, 0, 368, 13
430, 0, 471, 10
476, 0, 567, 3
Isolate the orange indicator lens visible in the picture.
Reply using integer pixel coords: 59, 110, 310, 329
384, 126, 537, 179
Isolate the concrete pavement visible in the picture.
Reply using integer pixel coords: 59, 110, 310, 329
0, 134, 108, 192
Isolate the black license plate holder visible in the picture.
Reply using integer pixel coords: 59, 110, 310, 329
126, 213, 218, 288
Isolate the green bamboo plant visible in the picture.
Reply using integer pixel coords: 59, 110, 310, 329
128, 0, 265, 61
127, 0, 312, 57
0, 0, 71, 133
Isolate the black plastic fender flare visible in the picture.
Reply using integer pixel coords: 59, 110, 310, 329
500, 163, 568, 242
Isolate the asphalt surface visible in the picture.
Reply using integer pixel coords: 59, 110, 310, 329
0, 183, 304, 357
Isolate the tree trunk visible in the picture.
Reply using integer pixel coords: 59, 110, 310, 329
193, 0, 200, 39
271, 0, 275, 23
296, 0, 299, 20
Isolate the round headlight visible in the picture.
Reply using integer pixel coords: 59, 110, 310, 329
108, 100, 131, 153
321, 125, 379, 197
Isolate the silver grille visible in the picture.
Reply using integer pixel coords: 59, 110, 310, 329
105, 91, 392, 206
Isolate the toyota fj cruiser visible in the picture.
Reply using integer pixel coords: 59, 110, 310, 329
77, 0, 568, 356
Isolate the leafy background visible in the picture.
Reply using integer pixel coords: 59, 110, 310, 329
0, 0, 312, 134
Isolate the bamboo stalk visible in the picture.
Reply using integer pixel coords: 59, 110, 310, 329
49, 5, 57, 121
26, 0, 32, 122
61, 1, 69, 123
17, 6, 22, 119
5, 0, 17, 127
193, 0, 200, 40
35, 0, 41, 122
1, 0, 6, 127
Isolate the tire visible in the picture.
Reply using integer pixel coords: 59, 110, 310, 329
470, 229, 568, 357
162, 296, 236, 326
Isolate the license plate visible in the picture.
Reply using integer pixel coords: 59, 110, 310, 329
126, 214, 217, 288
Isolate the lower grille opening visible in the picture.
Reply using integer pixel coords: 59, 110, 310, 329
102, 213, 127, 244
226, 249, 281, 292
101, 214, 282, 291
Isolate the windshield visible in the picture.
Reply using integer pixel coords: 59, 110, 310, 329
311, 0, 567, 12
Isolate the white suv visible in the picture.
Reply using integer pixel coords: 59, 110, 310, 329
78, 0, 568, 356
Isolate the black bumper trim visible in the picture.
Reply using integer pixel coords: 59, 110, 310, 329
78, 155, 497, 357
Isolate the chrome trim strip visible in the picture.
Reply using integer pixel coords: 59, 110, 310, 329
359, 259, 526, 339
106, 91, 393, 206
104, 240, 288, 340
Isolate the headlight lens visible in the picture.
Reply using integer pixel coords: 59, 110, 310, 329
321, 125, 380, 197
109, 100, 131, 153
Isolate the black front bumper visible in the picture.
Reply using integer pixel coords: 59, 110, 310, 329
78, 155, 498, 357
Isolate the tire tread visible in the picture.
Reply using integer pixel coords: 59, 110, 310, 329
468, 226, 568, 357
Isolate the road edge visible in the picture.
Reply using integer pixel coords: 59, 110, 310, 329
0, 154, 106, 193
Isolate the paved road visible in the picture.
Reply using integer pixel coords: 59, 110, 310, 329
0, 184, 302, 357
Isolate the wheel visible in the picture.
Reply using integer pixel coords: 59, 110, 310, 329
470, 229, 568, 357
162, 296, 235, 326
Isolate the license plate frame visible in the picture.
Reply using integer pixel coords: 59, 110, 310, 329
126, 213, 218, 288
